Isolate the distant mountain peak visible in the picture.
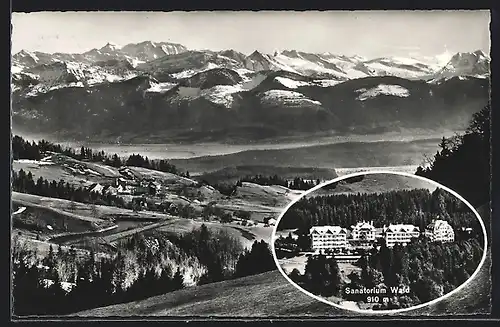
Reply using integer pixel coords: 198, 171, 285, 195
15, 49, 30, 55
100, 42, 120, 52
473, 49, 489, 59
14, 49, 38, 58
280, 49, 300, 58
430, 49, 490, 82
445, 50, 490, 68
249, 50, 265, 57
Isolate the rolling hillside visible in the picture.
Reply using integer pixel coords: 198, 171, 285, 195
310, 173, 438, 197
170, 138, 444, 174
74, 246, 491, 317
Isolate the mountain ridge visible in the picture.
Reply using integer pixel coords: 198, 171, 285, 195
11, 41, 491, 143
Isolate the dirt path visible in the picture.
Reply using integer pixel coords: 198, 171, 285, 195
104, 219, 180, 243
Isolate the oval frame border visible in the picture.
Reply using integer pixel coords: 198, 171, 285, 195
271, 169, 489, 315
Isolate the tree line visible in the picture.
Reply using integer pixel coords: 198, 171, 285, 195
206, 175, 320, 198
11, 135, 186, 177
12, 135, 320, 200
163, 225, 276, 284
279, 188, 482, 239
416, 104, 490, 208
236, 175, 320, 190
12, 224, 276, 316
288, 237, 483, 309
12, 168, 252, 229
12, 169, 126, 208
12, 239, 185, 316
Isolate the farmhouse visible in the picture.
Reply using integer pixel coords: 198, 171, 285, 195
88, 183, 105, 194
383, 224, 420, 247
114, 177, 129, 187
117, 184, 133, 195
102, 185, 118, 195
425, 219, 455, 243
310, 226, 348, 253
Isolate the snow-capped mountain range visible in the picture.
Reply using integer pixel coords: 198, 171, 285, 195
11, 41, 491, 143
12, 41, 490, 89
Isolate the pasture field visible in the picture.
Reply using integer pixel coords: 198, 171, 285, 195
74, 247, 491, 317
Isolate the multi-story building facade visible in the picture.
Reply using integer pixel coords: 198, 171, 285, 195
383, 224, 420, 247
310, 226, 348, 253
351, 221, 376, 241
424, 219, 455, 243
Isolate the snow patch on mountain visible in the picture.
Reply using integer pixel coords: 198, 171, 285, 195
326, 61, 370, 79
235, 68, 257, 82
146, 81, 177, 93
201, 85, 242, 107
126, 57, 146, 68
273, 53, 348, 79
275, 76, 310, 89
356, 84, 410, 101
261, 89, 322, 106
389, 56, 427, 66
24, 81, 85, 98
11, 65, 23, 74
362, 61, 431, 79
11, 84, 21, 92
14, 60, 139, 97
171, 62, 221, 79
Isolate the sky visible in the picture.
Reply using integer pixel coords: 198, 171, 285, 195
11, 11, 491, 61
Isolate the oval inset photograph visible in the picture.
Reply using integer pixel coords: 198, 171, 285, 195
272, 171, 487, 314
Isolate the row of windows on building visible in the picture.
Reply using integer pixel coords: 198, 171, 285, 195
310, 219, 456, 251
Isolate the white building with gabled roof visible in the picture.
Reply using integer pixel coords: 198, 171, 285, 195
310, 226, 348, 253
117, 184, 132, 195
89, 183, 104, 194
383, 224, 420, 247
425, 219, 455, 243
351, 220, 376, 241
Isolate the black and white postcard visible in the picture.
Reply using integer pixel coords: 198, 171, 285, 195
10, 10, 491, 318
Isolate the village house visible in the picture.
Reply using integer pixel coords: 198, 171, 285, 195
147, 181, 162, 195
88, 183, 105, 194
102, 185, 118, 196
310, 226, 348, 253
424, 219, 455, 243
264, 217, 277, 226
114, 177, 129, 187
118, 167, 136, 179
383, 224, 420, 247
117, 184, 132, 195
